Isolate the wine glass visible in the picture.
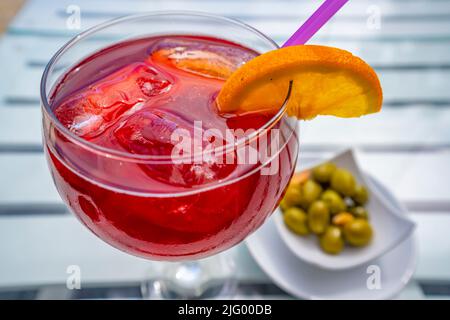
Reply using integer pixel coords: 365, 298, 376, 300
41, 12, 299, 299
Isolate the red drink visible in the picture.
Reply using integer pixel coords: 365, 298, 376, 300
44, 35, 298, 260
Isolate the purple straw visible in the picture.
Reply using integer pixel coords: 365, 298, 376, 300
282, 0, 349, 47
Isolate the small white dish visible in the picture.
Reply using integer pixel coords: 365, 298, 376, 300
246, 173, 417, 299
274, 149, 416, 270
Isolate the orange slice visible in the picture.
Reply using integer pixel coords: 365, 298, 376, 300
216, 45, 382, 119
151, 48, 236, 80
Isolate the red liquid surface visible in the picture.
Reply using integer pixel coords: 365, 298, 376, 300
46, 36, 298, 260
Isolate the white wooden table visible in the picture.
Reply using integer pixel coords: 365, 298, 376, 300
0, 0, 449, 299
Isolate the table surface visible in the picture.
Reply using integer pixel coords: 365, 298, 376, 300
0, 0, 450, 299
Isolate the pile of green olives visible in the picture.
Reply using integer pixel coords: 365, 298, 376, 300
281, 162, 373, 255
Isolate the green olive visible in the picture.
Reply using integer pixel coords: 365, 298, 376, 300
321, 189, 347, 215
312, 162, 337, 183
279, 198, 289, 212
281, 185, 303, 209
343, 218, 373, 246
320, 226, 344, 254
283, 207, 309, 236
300, 180, 322, 208
330, 168, 356, 197
307, 200, 330, 234
353, 185, 369, 205
351, 206, 369, 220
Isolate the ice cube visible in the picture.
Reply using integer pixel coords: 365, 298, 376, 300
114, 110, 236, 187
54, 97, 106, 138
54, 63, 173, 138
149, 38, 257, 80
114, 109, 179, 156
88, 62, 172, 110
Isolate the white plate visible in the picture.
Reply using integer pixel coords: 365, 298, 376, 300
275, 149, 415, 270
246, 173, 418, 300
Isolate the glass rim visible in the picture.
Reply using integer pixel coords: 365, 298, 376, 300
40, 10, 291, 163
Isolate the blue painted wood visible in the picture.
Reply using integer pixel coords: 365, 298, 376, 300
0, 0, 450, 297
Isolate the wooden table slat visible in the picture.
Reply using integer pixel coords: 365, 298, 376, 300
2, 106, 450, 151
0, 152, 449, 212
0, 212, 448, 290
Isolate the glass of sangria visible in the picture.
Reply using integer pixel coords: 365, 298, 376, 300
41, 12, 299, 298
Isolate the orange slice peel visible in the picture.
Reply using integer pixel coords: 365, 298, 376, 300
216, 45, 382, 119
151, 48, 236, 80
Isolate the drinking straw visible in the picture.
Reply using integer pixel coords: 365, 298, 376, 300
282, 0, 349, 47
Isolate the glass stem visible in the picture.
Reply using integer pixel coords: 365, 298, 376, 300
142, 253, 237, 299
